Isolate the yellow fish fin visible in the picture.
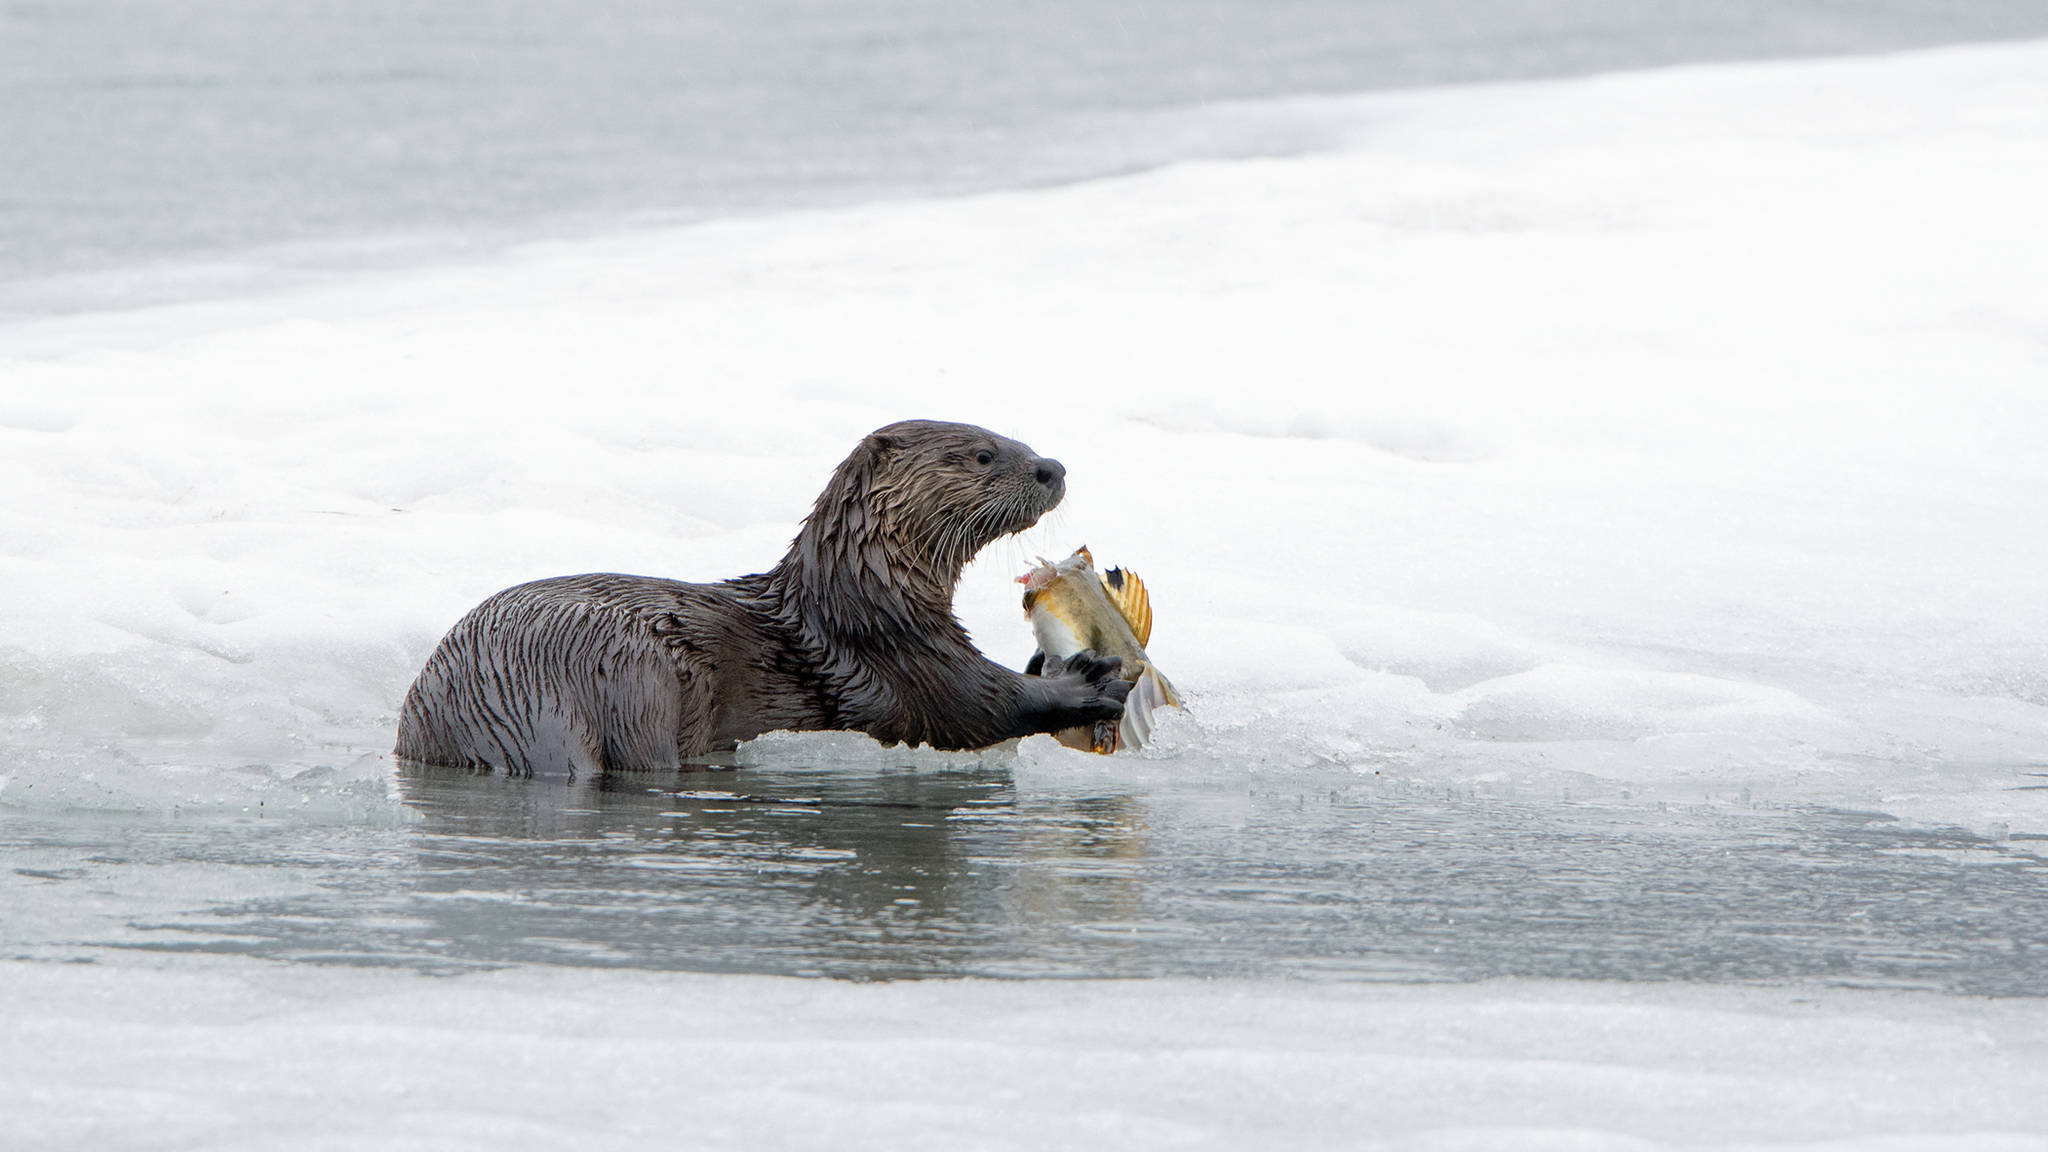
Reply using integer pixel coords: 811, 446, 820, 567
1100, 566, 1154, 647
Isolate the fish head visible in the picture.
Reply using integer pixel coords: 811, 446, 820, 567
1018, 546, 1094, 611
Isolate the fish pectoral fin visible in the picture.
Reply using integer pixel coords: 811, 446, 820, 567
1091, 719, 1120, 755
1100, 567, 1155, 646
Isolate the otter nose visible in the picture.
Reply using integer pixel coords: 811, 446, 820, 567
1034, 458, 1066, 487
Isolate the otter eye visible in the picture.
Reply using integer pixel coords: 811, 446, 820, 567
975, 450, 993, 466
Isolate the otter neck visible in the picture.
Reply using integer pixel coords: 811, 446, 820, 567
768, 514, 971, 643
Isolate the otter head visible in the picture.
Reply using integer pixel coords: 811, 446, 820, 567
791, 420, 1067, 601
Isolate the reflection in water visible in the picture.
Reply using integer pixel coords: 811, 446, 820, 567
5, 759, 2048, 990
378, 760, 1150, 977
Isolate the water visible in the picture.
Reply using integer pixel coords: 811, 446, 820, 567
9, 758, 2045, 992
8, 0, 2048, 315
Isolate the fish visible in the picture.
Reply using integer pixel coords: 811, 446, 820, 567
1019, 546, 1183, 754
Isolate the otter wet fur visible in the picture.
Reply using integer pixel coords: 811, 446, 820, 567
395, 420, 1133, 774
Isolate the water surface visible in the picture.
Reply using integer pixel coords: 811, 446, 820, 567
8, 759, 2045, 992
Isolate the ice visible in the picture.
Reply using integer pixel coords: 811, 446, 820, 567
4, 957, 2048, 1150
5, 40, 2048, 1147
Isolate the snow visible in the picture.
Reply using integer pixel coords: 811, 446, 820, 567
4, 39, 2048, 1149
6, 958, 2048, 1151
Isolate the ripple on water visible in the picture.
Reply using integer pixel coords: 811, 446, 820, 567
3, 758, 2046, 991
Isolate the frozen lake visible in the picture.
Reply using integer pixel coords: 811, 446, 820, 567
6, 26, 2048, 1148
9, 0, 2048, 315
10, 756, 2048, 991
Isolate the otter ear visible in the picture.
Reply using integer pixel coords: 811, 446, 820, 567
865, 430, 903, 457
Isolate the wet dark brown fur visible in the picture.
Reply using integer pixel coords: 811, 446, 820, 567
394, 421, 1130, 774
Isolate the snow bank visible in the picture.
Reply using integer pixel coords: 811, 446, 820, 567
6, 956, 2048, 1151
4, 41, 2046, 832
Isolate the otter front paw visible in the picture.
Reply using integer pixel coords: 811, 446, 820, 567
1045, 649, 1132, 726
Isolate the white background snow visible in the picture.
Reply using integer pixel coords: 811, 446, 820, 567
3, 40, 2047, 1149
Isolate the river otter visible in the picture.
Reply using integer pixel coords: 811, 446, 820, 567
394, 420, 1131, 774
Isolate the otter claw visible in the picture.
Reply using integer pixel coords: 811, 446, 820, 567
1065, 649, 1123, 681
1065, 649, 1130, 719
1030, 648, 1131, 725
